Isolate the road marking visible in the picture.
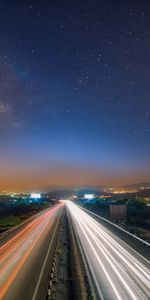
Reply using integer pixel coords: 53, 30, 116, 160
14, 255, 21, 263
31, 207, 63, 300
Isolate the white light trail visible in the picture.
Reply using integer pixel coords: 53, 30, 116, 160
66, 201, 150, 300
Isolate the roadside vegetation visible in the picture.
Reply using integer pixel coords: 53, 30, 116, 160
0, 196, 54, 234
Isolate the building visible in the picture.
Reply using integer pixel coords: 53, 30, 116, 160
109, 204, 127, 220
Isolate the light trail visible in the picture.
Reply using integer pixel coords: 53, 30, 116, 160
0, 203, 63, 300
82, 207, 150, 247
66, 201, 150, 300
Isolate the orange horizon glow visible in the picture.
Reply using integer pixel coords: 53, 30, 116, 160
0, 164, 149, 192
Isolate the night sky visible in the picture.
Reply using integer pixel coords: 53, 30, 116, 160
0, 1, 150, 191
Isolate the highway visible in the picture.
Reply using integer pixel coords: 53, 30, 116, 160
67, 201, 150, 300
0, 203, 64, 300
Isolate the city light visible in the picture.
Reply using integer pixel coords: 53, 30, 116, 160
30, 193, 41, 199
84, 194, 94, 200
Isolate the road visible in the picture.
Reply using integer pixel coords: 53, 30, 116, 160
67, 201, 150, 300
0, 203, 64, 300
82, 207, 150, 261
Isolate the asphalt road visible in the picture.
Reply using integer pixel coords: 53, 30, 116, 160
0, 203, 64, 300
67, 201, 150, 300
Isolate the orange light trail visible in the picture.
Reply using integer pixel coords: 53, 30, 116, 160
0, 203, 63, 299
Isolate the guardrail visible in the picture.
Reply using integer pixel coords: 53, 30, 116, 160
0, 218, 32, 239
81, 207, 150, 248
0, 205, 57, 239
46, 224, 62, 300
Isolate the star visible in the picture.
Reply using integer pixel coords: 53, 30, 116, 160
0, 0, 149, 189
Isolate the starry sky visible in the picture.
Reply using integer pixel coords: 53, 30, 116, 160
0, 0, 150, 191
